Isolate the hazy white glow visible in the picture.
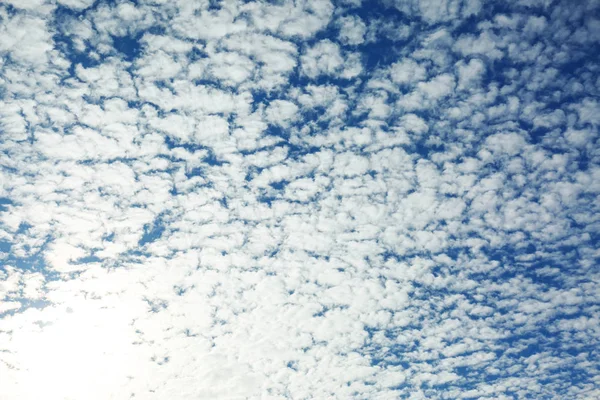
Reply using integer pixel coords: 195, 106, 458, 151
8, 302, 138, 400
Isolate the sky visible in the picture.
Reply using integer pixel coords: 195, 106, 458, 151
0, 0, 599, 398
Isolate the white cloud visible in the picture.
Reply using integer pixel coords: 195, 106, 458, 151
388, 0, 482, 25
301, 40, 363, 80
56, 0, 95, 10
0, 15, 54, 66
456, 58, 486, 90
484, 132, 528, 156
571, 98, 600, 125
454, 31, 504, 60
390, 58, 428, 86
2, 0, 49, 11
338, 15, 367, 45
242, 0, 334, 39
265, 100, 299, 128
301, 40, 344, 78
397, 73, 456, 110
136, 51, 183, 80
220, 32, 298, 90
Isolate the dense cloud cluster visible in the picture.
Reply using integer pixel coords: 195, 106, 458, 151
1, 0, 599, 398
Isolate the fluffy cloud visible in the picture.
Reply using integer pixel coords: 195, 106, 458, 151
338, 15, 367, 45
301, 39, 362, 79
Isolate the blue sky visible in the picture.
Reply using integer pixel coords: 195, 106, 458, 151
0, 0, 599, 398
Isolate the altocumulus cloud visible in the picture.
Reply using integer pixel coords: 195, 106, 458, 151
0, 0, 599, 399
